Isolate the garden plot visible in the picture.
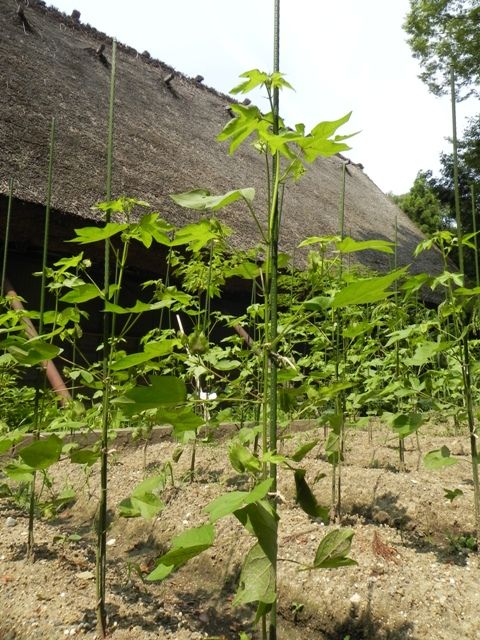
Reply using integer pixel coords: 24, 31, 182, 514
1, 425, 479, 640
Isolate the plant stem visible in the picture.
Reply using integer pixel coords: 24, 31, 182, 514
267, 3, 280, 638
461, 334, 480, 535
27, 117, 55, 562
96, 39, 117, 639
449, 68, 480, 539
394, 215, 405, 470
470, 184, 479, 287
1, 178, 14, 297
450, 67, 464, 274
334, 160, 347, 518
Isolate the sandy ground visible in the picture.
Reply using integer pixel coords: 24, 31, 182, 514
1, 422, 479, 640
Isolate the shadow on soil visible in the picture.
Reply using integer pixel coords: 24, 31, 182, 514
280, 579, 417, 640
348, 491, 410, 530
280, 607, 417, 640
345, 489, 471, 567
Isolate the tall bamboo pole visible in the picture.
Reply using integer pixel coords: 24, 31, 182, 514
450, 66, 480, 537
27, 117, 56, 561
1, 178, 14, 296
96, 39, 117, 638
268, 2, 280, 639
450, 68, 464, 274
470, 184, 479, 287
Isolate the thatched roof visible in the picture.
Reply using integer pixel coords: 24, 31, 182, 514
0, 0, 443, 278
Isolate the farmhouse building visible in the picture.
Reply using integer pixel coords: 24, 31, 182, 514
0, 0, 446, 343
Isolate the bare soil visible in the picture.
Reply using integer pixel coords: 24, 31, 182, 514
1, 423, 479, 640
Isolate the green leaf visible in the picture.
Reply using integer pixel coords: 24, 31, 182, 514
424, 446, 458, 470
336, 237, 394, 254
299, 113, 357, 162
310, 528, 357, 569
233, 543, 276, 606
169, 219, 229, 252
229, 443, 262, 474
119, 475, 166, 519
61, 284, 101, 304
8, 339, 61, 365
171, 188, 255, 210
302, 296, 331, 312
69, 222, 128, 244
294, 469, 328, 522
119, 493, 164, 519
205, 479, 273, 523
234, 500, 278, 565
404, 341, 452, 366
342, 321, 372, 339
0, 428, 27, 454
332, 268, 408, 308
310, 112, 352, 139
0, 437, 14, 454
297, 235, 339, 248
311, 381, 353, 401
4, 461, 35, 482
226, 260, 261, 280
214, 358, 241, 371
69, 448, 100, 466
121, 376, 186, 415
290, 439, 319, 463
111, 339, 180, 371
455, 285, 480, 297
157, 406, 205, 435
217, 104, 267, 155
103, 299, 173, 314
325, 431, 341, 465
260, 451, 286, 465
146, 524, 215, 582
230, 69, 270, 94
387, 413, 424, 439
19, 434, 63, 470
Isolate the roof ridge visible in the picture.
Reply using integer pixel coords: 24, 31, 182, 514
27, 0, 237, 104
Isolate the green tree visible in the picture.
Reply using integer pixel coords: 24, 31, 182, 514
429, 115, 480, 226
392, 171, 447, 234
404, 0, 480, 97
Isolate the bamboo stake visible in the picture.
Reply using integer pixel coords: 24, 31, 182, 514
268, 2, 280, 638
27, 116, 56, 561
96, 39, 117, 638
450, 68, 464, 274
1, 178, 14, 296
450, 66, 480, 538
470, 184, 479, 287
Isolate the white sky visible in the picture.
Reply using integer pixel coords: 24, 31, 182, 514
48, 0, 478, 195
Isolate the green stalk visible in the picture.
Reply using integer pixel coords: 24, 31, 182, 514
450, 67, 480, 538
470, 184, 479, 287
203, 240, 214, 334
27, 117, 56, 561
333, 161, 347, 518
338, 161, 346, 239
450, 67, 464, 274
96, 39, 117, 639
267, 3, 280, 639
461, 334, 480, 535
394, 216, 405, 469
1, 178, 14, 297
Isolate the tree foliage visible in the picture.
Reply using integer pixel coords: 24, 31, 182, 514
392, 171, 447, 234
430, 114, 480, 229
404, 0, 480, 96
